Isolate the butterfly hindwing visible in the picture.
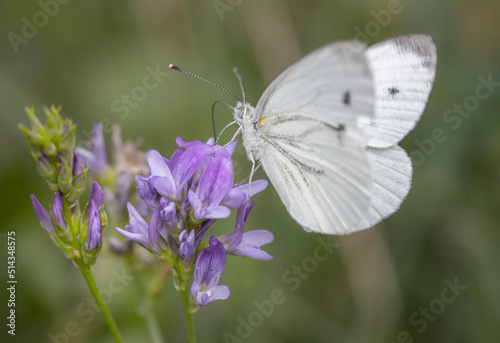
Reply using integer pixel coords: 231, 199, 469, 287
256, 114, 372, 234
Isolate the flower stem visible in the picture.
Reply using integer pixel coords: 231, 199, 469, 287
180, 282, 196, 343
78, 263, 124, 343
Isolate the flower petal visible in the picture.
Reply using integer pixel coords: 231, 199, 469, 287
208, 285, 230, 302
150, 176, 176, 198
236, 179, 268, 198
126, 202, 149, 235
194, 237, 226, 288
51, 191, 66, 229
89, 181, 104, 209
202, 206, 230, 220
229, 230, 274, 260
172, 141, 214, 190
159, 200, 176, 229
115, 227, 148, 248
196, 156, 233, 206
86, 200, 102, 251
222, 187, 247, 209
224, 141, 237, 156
221, 202, 254, 248
30, 194, 55, 234
135, 176, 159, 209
188, 189, 202, 212
147, 206, 164, 255
147, 150, 173, 178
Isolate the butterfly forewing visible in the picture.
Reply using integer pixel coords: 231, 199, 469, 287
255, 41, 375, 127
246, 40, 378, 234
358, 34, 437, 148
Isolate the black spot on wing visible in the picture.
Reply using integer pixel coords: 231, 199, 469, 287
388, 87, 399, 95
343, 91, 351, 106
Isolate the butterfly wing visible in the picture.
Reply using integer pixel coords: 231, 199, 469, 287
353, 145, 412, 231
254, 40, 375, 127
256, 114, 372, 234
352, 35, 436, 230
358, 34, 437, 148
248, 41, 376, 234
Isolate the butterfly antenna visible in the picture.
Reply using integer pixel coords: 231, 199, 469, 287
169, 64, 242, 102
233, 67, 246, 103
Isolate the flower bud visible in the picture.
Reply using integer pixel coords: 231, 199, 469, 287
36, 153, 57, 183
86, 200, 102, 252
30, 194, 55, 235
51, 191, 73, 245
57, 159, 73, 194
19, 106, 76, 174
68, 153, 88, 202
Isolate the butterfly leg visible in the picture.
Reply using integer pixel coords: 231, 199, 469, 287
246, 154, 262, 201
216, 120, 237, 144
221, 126, 242, 148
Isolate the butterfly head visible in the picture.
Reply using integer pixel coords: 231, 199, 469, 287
233, 101, 255, 124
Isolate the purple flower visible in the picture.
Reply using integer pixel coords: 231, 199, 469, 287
75, 124, 108, 174
222, 179, 269, 209
178, 229, 195, 264
85, 199, 102, 251
222, 203, 274, 260
159, 198, 176, 229
187, 152, 233, 220
80, 182, 105, 254
72, 153, 86, 187
68, 152, 88, 202
115, 137, 272, 305
191, 237, 230, 306
51, 191, 66, 230
115, 203, 168, 255
30, 194, 55, 235
115, 203, 150, 249
84, 182, 103, 221
136, 175, 160, 209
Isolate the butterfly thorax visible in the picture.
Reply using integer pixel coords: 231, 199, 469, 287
233, 101, 262, 162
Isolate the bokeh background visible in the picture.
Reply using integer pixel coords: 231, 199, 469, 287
1, 0, 500, 342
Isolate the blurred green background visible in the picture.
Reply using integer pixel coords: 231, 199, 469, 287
1, 0, 500, 342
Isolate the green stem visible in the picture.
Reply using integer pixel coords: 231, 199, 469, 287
180, 282, 196, 343
127, 257, 164, 343
79, 263, 124, 343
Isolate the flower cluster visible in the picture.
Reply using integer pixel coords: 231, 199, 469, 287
116, 137, 273, 306
21, 108, 107, 265
30, 182, 107, 264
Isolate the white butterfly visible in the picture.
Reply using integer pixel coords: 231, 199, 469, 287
171, 34, 437, 235
228, 34, 437, 235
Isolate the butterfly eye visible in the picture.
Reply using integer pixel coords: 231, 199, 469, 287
236, 106, 245, 119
